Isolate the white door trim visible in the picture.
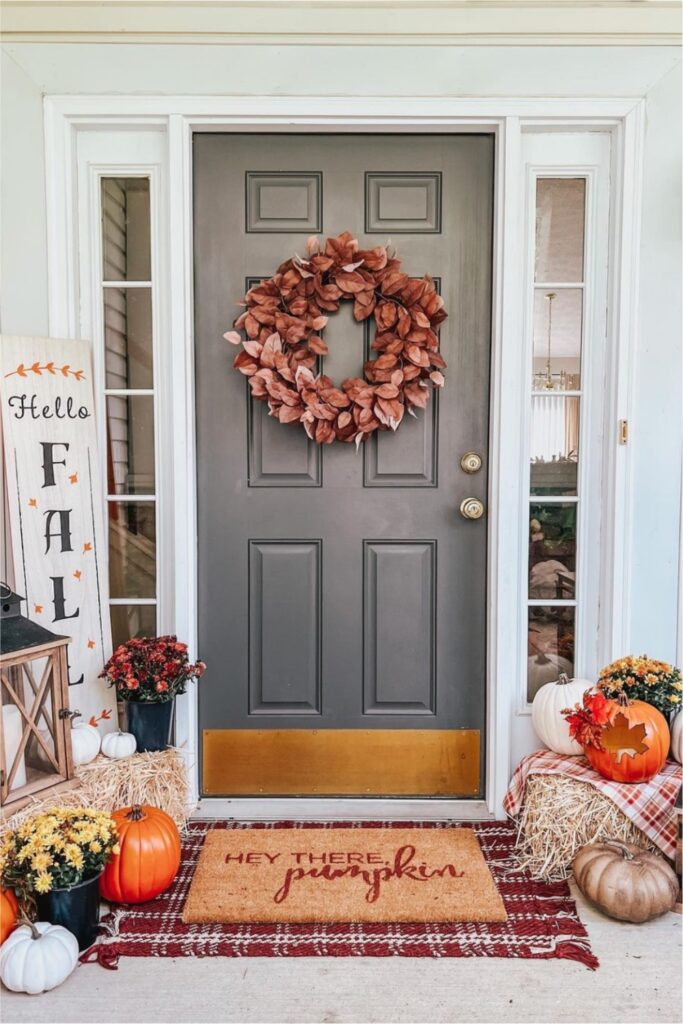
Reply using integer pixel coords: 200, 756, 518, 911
43, 94, 645, 819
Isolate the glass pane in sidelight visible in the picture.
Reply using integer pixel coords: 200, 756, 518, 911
101, 178, 151, 282
104, 287, 153, 390
108, 502, 156, 599
110, 604, 157, 648
530, 396, 580, 495
529, 502, 577, 599
533, 289, 582, 390
535, 178, 585, 283
106, 395, 155, 495
527, 606, 575, 701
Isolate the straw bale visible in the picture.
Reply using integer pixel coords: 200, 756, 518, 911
1, 748, 191, 835
513, 773, 655, 880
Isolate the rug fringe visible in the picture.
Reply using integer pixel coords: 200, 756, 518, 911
80, 908, 125, 970
554, 940, 600, 971
529, 935, 599, 971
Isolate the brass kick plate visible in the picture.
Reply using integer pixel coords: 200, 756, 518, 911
203, 728, 481, 797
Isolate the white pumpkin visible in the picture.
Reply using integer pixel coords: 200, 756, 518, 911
0, 921, 78, 994
531, 673, 593, 755
670, 712, 682, 763
70, 720, 100, 766
101, 730, 136, 760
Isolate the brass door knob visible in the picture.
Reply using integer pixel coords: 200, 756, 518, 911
460, 497, 485, 520
460, 451, 483, 474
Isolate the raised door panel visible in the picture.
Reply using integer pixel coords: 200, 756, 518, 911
244, 276, 322, 487
363, 541, 436, 714
249, 540, 322, 715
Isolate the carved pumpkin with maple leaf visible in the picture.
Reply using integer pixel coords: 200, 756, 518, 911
563, 691, 670, 783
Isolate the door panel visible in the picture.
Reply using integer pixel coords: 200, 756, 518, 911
363, 541, 436, 715
248, 540, 322, 716
193, 133, 493, 796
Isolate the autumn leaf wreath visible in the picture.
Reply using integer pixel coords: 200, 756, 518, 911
224, 232, 448, 447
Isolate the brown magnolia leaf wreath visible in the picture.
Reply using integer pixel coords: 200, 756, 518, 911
224, 231, 448, 446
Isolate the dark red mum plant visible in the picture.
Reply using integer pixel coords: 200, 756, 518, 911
100, 636, 205, 704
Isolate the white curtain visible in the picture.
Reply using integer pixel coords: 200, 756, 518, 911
531, 395, 566, 462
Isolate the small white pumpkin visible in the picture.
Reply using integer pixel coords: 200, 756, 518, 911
69, 715, 101, 766
101, 729, 137, 760
531, 673, 593, 755
0, 921, 78, 994
670, 712, 682, 763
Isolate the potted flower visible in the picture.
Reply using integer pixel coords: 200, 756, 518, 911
100, 636, 205, 752
0, 808, 119, 951
596, 655, 682, 716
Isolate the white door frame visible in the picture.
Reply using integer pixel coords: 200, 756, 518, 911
43, 95, 645, 819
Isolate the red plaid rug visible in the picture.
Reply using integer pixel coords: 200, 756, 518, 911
83, 821, 598, 970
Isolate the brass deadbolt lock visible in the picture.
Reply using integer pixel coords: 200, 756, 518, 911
460, 452, 483, 474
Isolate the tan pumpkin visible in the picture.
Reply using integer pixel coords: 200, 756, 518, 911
573, 841, 678, 923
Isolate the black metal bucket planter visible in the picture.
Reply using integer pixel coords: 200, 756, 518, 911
36, 871, 102, 952
126, 700, 174, 753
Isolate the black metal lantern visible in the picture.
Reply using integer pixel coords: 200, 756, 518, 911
0, 583, 75, 812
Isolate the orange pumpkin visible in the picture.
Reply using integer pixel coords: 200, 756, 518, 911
584, 698, 670, 783
0, 888, 19, 945
100, 804, 181, 904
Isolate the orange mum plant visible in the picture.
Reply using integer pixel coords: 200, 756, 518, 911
596, 656, 682, 716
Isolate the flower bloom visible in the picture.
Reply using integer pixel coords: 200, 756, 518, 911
34, 871, 52, 894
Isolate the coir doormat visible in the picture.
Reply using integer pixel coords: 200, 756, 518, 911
84, 821, 599, 969
181, 827, 507, 924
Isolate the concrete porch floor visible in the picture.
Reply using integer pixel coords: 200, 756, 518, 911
3, 884, 681, 1024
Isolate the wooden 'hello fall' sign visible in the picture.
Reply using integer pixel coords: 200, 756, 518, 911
1, 336, 116, 732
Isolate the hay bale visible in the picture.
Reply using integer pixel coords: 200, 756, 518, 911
1, 748, 192, 835
514, 773, 655, 881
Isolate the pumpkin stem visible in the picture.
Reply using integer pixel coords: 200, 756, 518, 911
127, 804, 145, 821
557, 673, 570, 685
616, 692, 630, 708
19, 915, 41, 940
605, 840, 635, 860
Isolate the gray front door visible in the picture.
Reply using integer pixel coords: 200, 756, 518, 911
194, 133, 493, 797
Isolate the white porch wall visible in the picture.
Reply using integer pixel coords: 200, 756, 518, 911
1, 40, 681, 773
630, 63, 682, 663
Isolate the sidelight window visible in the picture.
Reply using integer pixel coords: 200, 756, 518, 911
99, 178, 157, 648
526, 177, 586, 702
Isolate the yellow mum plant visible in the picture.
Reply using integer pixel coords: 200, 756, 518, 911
597, 655, 682, 715
1, 808, 119, 915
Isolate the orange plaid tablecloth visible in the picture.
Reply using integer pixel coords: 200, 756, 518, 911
503, 749, 682, 859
